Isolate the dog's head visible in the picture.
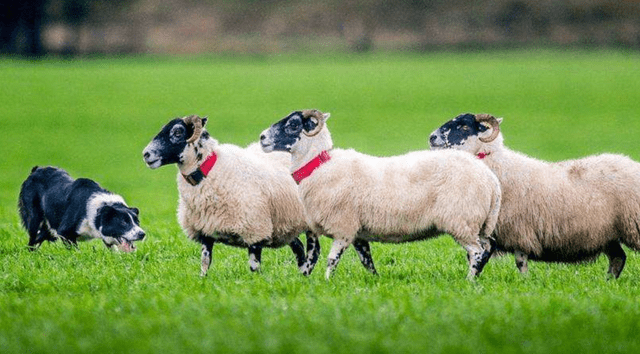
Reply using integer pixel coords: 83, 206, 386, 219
96, 204, 145, 252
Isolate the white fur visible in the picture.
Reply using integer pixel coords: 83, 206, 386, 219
77, 193, 127, 241
172, 139, 308, 246
263, 112, 502, 278
431, 116, 640, 277
143, 124, 310, 274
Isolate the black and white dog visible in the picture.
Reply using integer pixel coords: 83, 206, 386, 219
18, 166, 145, 252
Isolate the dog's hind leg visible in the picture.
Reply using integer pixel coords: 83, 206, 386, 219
19, 189, 47, 251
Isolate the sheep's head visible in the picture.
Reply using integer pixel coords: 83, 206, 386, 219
259, 109, 330, 153
142, 115, 209, 169
429, 113, 502, 154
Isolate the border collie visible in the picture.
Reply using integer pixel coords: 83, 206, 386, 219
18, 166, 145, 252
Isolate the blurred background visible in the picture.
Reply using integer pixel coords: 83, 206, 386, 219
2, 0, 640, 57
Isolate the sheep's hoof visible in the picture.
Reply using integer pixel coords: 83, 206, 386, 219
299, 261, 317, 276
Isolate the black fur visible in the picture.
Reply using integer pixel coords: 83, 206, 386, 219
289, 238, 306, 268
18, 166, 144, 250
260, 111, 321, 152
353, 239, 378, 275
143, 117, 207, 167
429, 113, 489, 148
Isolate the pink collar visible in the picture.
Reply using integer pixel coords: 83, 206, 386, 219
182, 152, 218, 186
477, 152, 491, 159
292, 150, 331, 184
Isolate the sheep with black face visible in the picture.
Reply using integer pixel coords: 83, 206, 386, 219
430, 113, 640, 278
143, 115, 316, 276
260, 110, 502, 279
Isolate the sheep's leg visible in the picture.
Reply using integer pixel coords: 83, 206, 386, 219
325, 239, 351, 279
200, 238, 214, 277
248, 244, 263, 272
289, 237, 306, 269
301, 231, 320, 276
353, 239, 377, 275
482, 238, 497, 258
515, 250, 528, 273
465, 241, 491, 279
604, 241, 626, 279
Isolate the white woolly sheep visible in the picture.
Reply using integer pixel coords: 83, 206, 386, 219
143, 115, 317, 276
430, 113, 640, 278
259, 110, 502, 279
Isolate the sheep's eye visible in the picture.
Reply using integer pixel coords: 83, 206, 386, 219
169, 125, 187, 144
172, 126, 184, 137
285, 120, 300, 134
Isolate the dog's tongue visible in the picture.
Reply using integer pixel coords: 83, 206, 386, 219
117, 240, 135, 253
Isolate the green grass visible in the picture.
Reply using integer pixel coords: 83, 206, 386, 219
2, 49, 640, 353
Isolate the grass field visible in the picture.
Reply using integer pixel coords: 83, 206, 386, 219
2, 49, 640, 353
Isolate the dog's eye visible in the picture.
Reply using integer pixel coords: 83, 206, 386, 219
461, 125, 470, 131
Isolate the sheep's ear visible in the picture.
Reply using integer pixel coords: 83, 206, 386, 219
497, 117, 503, 124
202, 117, 208, 126
322, 113, 331, 121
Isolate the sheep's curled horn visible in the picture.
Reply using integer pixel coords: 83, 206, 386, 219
476, 113, 500, 143
183, 115, 206, 144
302, 109, 325, 137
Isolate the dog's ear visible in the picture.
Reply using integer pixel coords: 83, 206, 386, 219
95, 205, 116, 234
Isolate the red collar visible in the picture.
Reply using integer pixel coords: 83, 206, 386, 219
182, 152, 218, 186
292, 150, 331, 184
477, 152, 491, 159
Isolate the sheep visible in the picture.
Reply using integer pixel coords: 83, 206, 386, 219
429, 113, 640, 278
259, 109, 502, 279
142, 115, 318, 276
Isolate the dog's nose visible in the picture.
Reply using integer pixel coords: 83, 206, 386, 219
137, 231, 146, 240
259, 134, 266, 141
143, 152, 150, 159
429, 134, 437, 143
